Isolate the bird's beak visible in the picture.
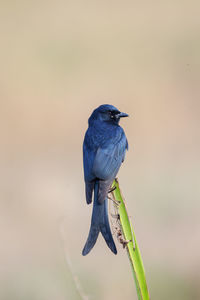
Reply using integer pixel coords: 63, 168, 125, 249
118, 112, 129, 118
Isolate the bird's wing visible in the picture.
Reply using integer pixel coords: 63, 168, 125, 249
93, 129, 127, 181
83, 129, 96, 204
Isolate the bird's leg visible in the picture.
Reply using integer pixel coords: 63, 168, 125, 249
108, 186, 116, 193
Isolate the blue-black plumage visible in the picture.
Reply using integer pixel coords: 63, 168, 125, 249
82, 104, 128, 256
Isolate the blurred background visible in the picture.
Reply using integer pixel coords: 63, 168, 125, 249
0, 0, 200, 299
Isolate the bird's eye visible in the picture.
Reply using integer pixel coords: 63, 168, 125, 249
109, 111, 115, 118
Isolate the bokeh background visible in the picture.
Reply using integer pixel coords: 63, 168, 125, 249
1, 0, 200, 299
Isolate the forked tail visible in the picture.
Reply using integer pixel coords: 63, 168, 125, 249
82, 181, 117, 256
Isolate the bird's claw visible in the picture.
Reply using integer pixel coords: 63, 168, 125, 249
108, 186, 116, 193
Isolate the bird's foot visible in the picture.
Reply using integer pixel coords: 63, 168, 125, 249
108, 186, 116, 193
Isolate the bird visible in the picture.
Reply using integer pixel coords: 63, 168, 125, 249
82, 104, 128, 256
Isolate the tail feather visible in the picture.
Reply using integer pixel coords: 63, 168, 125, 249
82, 181, 117, 256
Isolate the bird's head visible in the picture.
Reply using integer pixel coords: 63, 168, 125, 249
89, 104, 128, 125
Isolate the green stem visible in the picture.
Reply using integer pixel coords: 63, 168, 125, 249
111, 179, 150, 300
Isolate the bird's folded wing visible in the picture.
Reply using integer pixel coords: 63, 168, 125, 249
93, 133, 127, 180
83, 144, 95, 181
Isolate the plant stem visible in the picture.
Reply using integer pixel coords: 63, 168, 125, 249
111, 179, 150, 300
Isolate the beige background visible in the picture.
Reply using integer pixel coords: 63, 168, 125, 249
1, 0, 200, 299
